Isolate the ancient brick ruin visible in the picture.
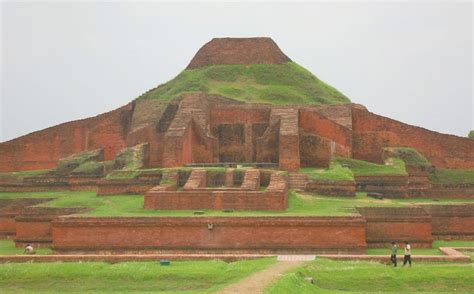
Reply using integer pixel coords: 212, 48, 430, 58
1, 37, 473, 255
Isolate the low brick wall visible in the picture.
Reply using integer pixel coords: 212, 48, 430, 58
421, 204, 474, 240
0, 176, 100, 192
144, 174, 287, 211
51, 216, 367, 254
0, 198, 53, 238
427, 184, 474, 199
306, 180, 355, 197
357, 207, 433, 248
355, 176, 408, 198
14, 207, 87, 247
97, 180, 159, 196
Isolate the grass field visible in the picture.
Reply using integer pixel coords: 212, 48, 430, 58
137, 62, 350, 105
0, 258, 275, 294
300, 163, 354, 182
265, 258, 474, 293
0, 240, 52, 255
1, 190, 473, 217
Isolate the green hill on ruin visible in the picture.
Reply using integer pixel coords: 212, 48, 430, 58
137, 62, 350, 105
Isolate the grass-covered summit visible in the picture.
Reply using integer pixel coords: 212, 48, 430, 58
137, 62, 350, 105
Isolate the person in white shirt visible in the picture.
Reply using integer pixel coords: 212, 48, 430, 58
403, 241, 412, 267
24, 243, 35, 255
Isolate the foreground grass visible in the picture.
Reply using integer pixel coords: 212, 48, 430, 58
0, 258, 275, 294
265, 258, 474, 293
0, 240, 51, 255
1, 191, 474, 217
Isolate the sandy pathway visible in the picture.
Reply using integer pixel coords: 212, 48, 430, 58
218, 260, 306, 294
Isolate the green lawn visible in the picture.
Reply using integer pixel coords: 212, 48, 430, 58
137, 62, 350, 105
300, 163, 354, 182
366, 240, 474, 256
335, 157, 408, 176
265, 258, 474, 293
1, 191, 474, 217
429, 168, 474, 185
0, 258, 275, 294
0, 240, 51, 255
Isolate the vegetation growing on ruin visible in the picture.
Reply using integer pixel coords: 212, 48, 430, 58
429, 168, 474, 185
0, 258, 275, 294
300, 163, 354, 182
468, 130, 474, 139
3, 191, 473, 218
137, 62, 350, 105
384, 147, 431, 167
335, 157, 408, 176
265, 258, 474, 294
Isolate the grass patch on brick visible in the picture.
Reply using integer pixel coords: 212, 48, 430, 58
300, 163, 354, 182
137, 62, 350, 105
0, 240, 51, 256
384, 147, 431, 167
0, 169, 52, 178
335, 157, 407, 176
0, 257, 275, 294
429, 168, 474, 185
265, 258, 474, 293
1, 191, 473, 217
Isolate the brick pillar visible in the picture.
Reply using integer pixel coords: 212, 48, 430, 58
244, 123, 253, 162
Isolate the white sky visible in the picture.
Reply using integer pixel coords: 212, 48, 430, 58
1, 1, 473, 142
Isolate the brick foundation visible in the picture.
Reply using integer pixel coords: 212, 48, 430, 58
51, 216, 367, 254
357, 207, 433, 248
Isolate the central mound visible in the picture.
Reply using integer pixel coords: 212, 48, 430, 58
186, 37, 291, 69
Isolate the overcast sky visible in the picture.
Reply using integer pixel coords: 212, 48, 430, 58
1, 1, 472, 142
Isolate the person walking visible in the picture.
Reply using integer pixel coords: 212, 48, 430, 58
390, 242, 398, 267
403, 241, 412, 267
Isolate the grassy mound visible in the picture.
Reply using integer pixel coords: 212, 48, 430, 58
384, 147, 431, 167
429, 168, 474, 185
335, 157, 407, 176
265, 258, 474, 293
55, 149, 103, 175
137, 62, 350, 105
300, 163, 354, 182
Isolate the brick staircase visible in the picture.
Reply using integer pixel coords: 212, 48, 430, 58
288, 173, 308, 190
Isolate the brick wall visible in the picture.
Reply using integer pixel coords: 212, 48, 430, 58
357, 207, 433, 248
14, 207, 86, 247
52, 216, 366, 253
306, 180, 356, 197
352, 107, 474, 169
0, 103, 133, 172
421, 204, 474, 240
355, 176, 409, 198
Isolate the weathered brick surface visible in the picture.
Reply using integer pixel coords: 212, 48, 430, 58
355, 176, 409, 198
421, 204, 474, 240
299, 108, 352, 157
272, 108, 300, 171
0, 198, 53, 238
51, 216, 366, 253
352, 106, 474, 169
0, 176, 100, 192
186, 37, 290, 69
306, 180, 356, 197
0, 104, 133, 172
357, 207, 433, 248
14, 207, 86, 247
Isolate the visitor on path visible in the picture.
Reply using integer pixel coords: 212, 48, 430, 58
403, 241, 412, 267
390, 242, 398, 267
24, 243, 35, 255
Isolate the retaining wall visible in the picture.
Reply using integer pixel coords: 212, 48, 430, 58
355, 175, 408, 198
51, 216, 367, 254
357, 207, 433, 248
421, 204, 474, 240
305, 180, 356, 197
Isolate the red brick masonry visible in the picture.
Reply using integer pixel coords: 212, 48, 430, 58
51, 216, 367, 254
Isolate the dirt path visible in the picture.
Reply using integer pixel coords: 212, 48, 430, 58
218, 260, 305, 294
